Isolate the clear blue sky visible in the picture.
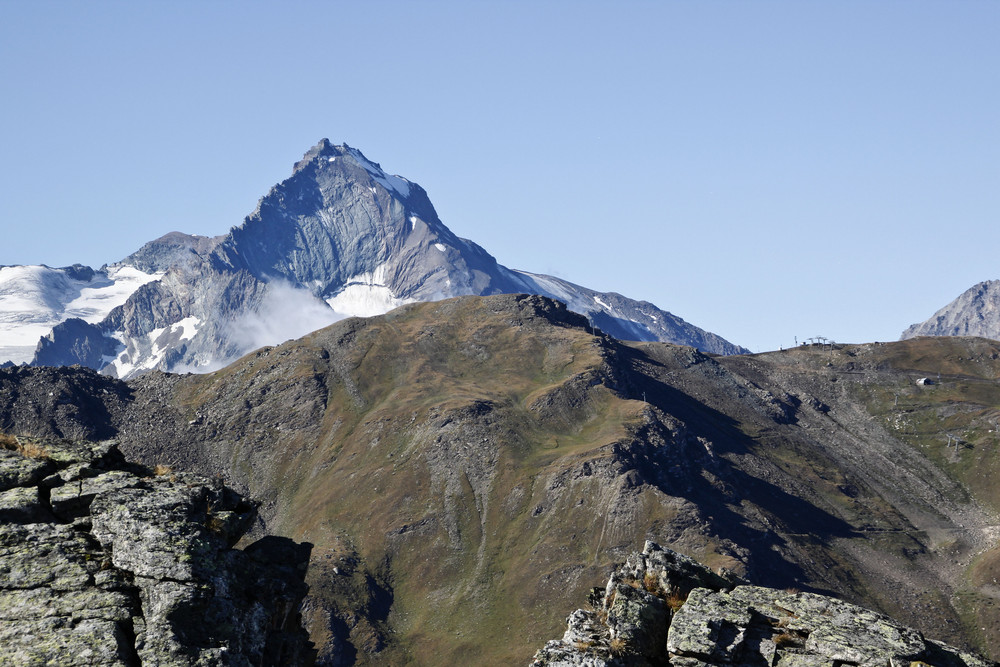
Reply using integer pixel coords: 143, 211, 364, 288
2, 1, 998, 352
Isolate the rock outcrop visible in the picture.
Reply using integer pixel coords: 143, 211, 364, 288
532, 541, 994, 667
0, 434, 313, 666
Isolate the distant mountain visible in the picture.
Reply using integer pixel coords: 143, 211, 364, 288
901, 280, 1000, 341
3, 139, 747, 378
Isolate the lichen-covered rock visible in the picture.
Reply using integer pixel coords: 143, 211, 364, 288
665, 587, 751, 662
724, 586, 927, 664
531, 542, 997, 667
0, 447, 53, 490
529, 609, 619, 666
0, 485, 51, 522
0, 435, 313, 666
0, 616, 138, 667
619, 541, 743, 598
49, 469, 140, 519
0, 522, 98, 590
607, 583, 668, 659
531, 639, 619, 667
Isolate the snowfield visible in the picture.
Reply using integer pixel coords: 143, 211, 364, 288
0, 264, 161, 365
325, 263, 415, 318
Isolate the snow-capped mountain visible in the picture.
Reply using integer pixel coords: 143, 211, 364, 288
901, 280, 1000, 341
5, 140, 747, 378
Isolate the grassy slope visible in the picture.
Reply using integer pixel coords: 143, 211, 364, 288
844, 337, 1000, 655
122, 300, 1000, 662
165, 296, 691, 664
712, 337, 1000, 657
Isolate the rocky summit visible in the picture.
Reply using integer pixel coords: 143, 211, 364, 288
0, 434, 312, 666
0, 139, 745, 377
902, 280, 1000, 342
533, 541, 994, 667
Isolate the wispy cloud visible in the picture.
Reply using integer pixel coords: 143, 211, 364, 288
226, 281, 344, 353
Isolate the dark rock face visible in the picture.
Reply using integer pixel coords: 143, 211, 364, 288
0, 435, 313, 666
33, 317, 121, 369
0, 364, 130, 441
531, 541, 994, 667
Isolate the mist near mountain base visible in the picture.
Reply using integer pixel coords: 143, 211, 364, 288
227, 281, 345, 353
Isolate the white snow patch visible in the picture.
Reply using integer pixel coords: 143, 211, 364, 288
344, 263, 391, 287
593, 295, 611, 310
107, 329, 163, 379
105, 315, 201, 379
434, 243, 447, 252
170, 316, 201, 343
324, 262, 415, 318
326, 285, 414, 318
375, 174, 411, 198
345, 147, 412, 198
100, 334, 125, 366
64, 265, 162, 323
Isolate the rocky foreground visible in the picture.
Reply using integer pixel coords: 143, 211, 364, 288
0, 435, 312, 666
1, 431, 997, 666
532, 541, 994, 667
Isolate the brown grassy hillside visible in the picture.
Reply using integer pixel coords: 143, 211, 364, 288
3, 297, 1000, 662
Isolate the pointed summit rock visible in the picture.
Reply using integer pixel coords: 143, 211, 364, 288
213, 139, 516, 314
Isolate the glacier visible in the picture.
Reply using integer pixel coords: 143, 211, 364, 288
0, 264, 161, 364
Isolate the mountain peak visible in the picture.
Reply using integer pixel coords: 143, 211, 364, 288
901, 279, 1000, 340
290, 139, 412, 198
9, 140, 748, 376
292, 138, 338, 173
